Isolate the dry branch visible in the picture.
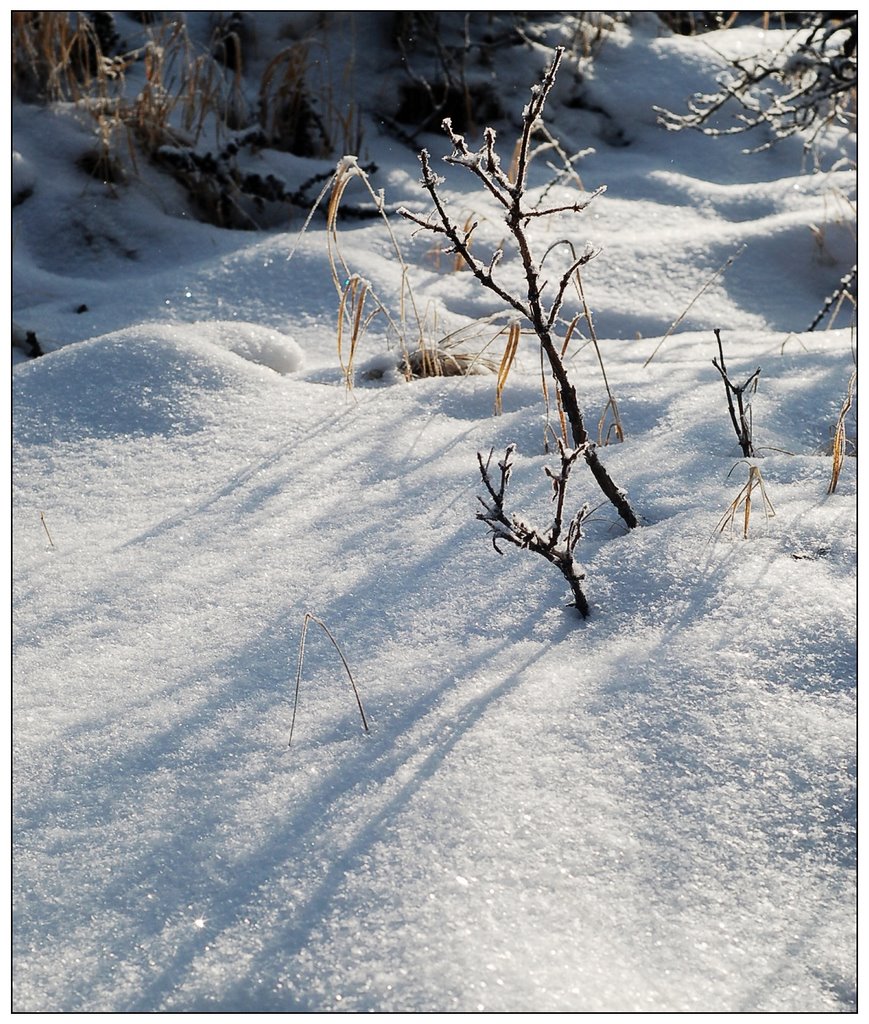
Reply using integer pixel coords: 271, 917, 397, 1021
476, 445, 591, 616
399, 46, 637, 533
712, 328, 760, 458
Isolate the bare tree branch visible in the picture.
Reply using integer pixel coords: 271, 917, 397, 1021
476, 444, 591, 616
400, 45, 640, 617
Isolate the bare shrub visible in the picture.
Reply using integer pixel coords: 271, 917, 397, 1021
400, 47, 639, 616
656, 13, 857, 160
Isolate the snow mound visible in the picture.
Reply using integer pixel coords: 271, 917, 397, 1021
12, 325, 287, 444
12, 149, 36, 204
170, 320, 305, 375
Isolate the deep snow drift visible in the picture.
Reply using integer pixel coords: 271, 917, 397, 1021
12, 12, 855, 1012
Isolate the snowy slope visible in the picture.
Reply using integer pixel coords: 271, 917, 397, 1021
12, 12, 856, 1013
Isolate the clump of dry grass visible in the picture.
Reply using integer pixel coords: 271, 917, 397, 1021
714, 461, 775, 539
402, 346, 490, 380
260, 42, 328, 156
13, 12, 107, 103
259, 14, 364, 161
11, 11, 224, 214
828, 368, 856, 494
128, 22, 214, 152
12, 12, 258, 213
289, 156, 506, 389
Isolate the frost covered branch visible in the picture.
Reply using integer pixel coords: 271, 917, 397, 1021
656, 13, 856, 156
476, 445, 591, 617
399, 45, 637, 536
400, 44, 639, 616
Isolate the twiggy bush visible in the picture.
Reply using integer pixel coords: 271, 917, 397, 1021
399, 46, 638, 616
656, 13, 856, 161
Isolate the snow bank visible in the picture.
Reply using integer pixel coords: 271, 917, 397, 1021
13, 12, 855, 1014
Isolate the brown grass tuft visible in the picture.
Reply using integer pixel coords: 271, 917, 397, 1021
828, 368, 856, 494
714, 461, 775, 539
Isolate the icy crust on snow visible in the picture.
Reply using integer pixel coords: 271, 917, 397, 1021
13, 323, 855, 1012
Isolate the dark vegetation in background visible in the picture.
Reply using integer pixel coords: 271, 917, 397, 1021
11, 11, 856, 228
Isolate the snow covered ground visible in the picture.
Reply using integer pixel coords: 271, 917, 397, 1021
12, 12, 856, 1013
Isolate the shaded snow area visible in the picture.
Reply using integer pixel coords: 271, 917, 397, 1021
12, 12, 855, 1013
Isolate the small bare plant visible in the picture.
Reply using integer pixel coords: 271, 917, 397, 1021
398, 46, 638, 615
399, 47, 637, 527
477, 445, 593, 616
712, 328, 761, 458
714, 461, 775, 539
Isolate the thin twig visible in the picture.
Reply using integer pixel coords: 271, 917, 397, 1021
40, 511, 55, 548
712, 328, 760, 458
289, 612, 369, 746
644, 246, 745, 367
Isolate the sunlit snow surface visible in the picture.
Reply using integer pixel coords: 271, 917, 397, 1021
13, 13, 855, 1013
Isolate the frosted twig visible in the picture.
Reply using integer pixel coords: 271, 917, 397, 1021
289, 613, 369, 746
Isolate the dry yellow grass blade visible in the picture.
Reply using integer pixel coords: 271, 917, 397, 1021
828, 368, 856, 494
454, 215, 476, 272
559, 315, 580, 358
494, 322, 520, 414
336, 275, 377, 389
571, 268, 624, 444
507, 137, 522, 185
325, 165, 357, 294
715, 462, 775, 539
